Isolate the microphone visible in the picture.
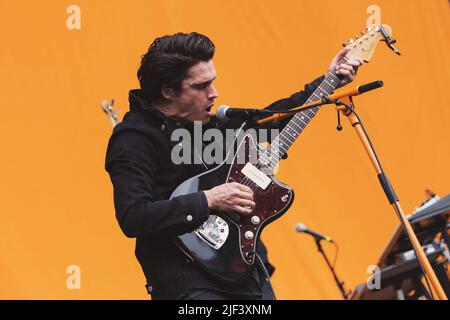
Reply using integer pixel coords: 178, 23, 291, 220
327, 80, 383, 101
216, 105, 272, 121
295, 223, 334, 243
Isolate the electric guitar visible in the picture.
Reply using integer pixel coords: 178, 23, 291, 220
171, 24, 396, 282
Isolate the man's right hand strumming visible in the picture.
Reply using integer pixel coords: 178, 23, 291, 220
203, 182, 255, 215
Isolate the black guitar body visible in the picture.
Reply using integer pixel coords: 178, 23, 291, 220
171, 133, 294, 283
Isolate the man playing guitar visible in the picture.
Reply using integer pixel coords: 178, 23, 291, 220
105, 32, 361, 300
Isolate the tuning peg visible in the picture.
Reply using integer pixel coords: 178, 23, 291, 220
360, 31, 366, 35
343, 38, 355, 47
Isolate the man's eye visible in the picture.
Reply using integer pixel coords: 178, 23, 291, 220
196, 82, 210, 89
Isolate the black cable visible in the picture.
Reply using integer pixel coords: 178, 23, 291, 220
257, 100, 335, 117
255, 253, 277, 300
332, 242, 339, 269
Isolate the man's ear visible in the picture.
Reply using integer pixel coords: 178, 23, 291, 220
161, 86, 175, 101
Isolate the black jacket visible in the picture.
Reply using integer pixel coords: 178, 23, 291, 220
105, 75, 324, 298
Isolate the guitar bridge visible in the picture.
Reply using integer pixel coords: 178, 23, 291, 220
194, 215, 229, 249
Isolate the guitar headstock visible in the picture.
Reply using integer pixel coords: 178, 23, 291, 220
344, 24, 399, 63
101, 99, 120, 128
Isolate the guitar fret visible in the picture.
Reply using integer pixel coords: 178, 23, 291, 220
291, 118, 304, 128
322, 82, 333, 92
280, 132, 294, 144
307, 106, 317, 114
272, 140, 288, 152
291, 119, 305, 134
297, 110, 312, 122
259, 72, 340, 169
296, 117, 308, 127
261, 156, 277, 167
284, 129, 297, 140
265, 150, 280, 165
259, 151, 277, 166
285, 127, 299, 139
293, 116, 307, 126
304, 110, 316, 119
289, 120, 304, 132
317, 87, 329, 98
328, 73, 340, 83
298, 112, 311, 121
280, 130, 292, 139
278, 134, 290, 150
264, 150, 278, 163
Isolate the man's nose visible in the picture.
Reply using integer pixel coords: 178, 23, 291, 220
208, 84, 218, 100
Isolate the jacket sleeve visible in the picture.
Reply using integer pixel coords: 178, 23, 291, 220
105, 130, 209, 238
255, 75, 325, 140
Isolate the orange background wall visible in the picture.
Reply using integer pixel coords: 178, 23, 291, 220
0, 0, 449, 299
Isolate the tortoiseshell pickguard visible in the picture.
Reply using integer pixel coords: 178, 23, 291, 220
226, 135, 293, 264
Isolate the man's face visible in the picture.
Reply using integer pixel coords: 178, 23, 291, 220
172, 60, 218, 124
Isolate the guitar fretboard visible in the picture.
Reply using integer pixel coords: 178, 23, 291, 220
259, 58, 348, 169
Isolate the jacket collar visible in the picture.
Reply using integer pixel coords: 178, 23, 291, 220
128, 89, 192, 132
129, 89, 163, 115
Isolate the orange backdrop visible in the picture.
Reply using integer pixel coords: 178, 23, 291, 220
0, 0, 449, 299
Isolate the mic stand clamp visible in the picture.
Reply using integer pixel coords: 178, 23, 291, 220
321, 97, 353, 131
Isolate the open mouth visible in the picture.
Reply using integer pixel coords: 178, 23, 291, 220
205, 105, 213, 113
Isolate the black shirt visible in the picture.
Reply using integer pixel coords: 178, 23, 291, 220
105, 75, 324, 298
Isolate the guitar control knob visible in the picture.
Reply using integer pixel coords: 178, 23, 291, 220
251, 216, 260, 225
245, 231, 254, 240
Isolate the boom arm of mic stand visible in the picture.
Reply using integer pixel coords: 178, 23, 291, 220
256, 99, 334, 125
256, 80, 384, 125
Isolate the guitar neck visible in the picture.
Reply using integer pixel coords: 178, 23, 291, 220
101, 100, 120, 128
262, 60, 346, 169
108, 115, 119, 128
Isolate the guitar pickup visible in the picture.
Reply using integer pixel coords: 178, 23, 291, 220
241, 162, 271, 190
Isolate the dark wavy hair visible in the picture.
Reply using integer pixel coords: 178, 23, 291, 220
137, 32, 215, 103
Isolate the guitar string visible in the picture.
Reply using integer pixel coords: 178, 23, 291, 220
238, 64, 344, 189
237, 57, 347, 191
223, 56, 348, 257
238, 59, 348, 191
243, 56, 349, 185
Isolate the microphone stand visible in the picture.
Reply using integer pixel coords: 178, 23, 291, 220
314, 239, 349, 300
256, 84, 448, 300
334, 96, 447, 300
